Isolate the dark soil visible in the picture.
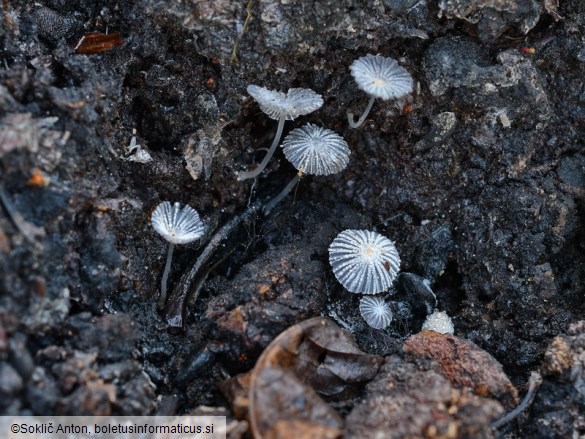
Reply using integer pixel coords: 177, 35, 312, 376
1, 0, 585, 437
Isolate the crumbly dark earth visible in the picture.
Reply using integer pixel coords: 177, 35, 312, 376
1, 0, 584, 437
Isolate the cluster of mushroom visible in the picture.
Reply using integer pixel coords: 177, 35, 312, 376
230, 55, 414, 328
238, 86, 350, 213
149, 54, 419, 326
237, 54, 414, 209
328, 230, 454, 332
329, 229, 400, 329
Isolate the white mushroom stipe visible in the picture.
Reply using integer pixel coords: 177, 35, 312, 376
347, 96, 376, 130
262, 173, 301, 216
237, 116, 285, 181
151, 202, 205, 309
347, 54, 413, 128
238, 85, 323, 181
359, 295, 393, 329
329, 229, 400, 294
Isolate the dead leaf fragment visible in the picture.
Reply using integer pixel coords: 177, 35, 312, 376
218, 373, 251, 420
73, 32, 124, 54
253, 367, 343, 439
271, 420, 342, 439
243, 317, 383, 439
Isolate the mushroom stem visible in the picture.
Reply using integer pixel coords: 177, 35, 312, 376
263, 172, 302, 215
158, 243, 174, 310
238, 115, 286, 181
347, 96, 376, 129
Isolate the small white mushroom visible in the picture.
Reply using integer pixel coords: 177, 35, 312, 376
328, 229, 400, 294
151, 201, 205, 309
282, 123, 350, 176
263, 124, 350, 214
348, 54, 413, 129
238, 85, 323, 181
359, 295, 393, 329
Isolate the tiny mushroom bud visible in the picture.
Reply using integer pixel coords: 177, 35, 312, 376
421, 309, 455, 334
328, 229, 400, 294
348, 54, 413, 128
263, 123, 350, 214
238, 85, 324, 181
151, 201, 205, 309
359, 295, 393, 329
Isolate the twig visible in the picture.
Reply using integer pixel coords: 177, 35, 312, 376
164, 200, 263, 327
157, 243, 174, 310
491, 371, 543, 430
230, 0, 254, 64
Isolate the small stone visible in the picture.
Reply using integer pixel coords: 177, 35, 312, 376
576, 47, 585, 63
0, 362, 23, 395
499, 113, 511, 128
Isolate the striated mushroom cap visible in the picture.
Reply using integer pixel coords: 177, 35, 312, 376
247, 85, 324, 121
151, 201, 205, 245
359, 295, 393, 329
349, 54, 413, 100
281, 123, 350, 175
329, 229, 400, 294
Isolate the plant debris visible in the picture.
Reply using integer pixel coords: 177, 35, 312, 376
222, 317, 383, 439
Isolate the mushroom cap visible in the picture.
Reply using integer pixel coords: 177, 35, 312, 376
281, 123, 350, 175
359, 295, 393, 329
247, 85, 324, 121
151, 201, 205, 245
329, 229, 400, 294
349, 54, 413, 100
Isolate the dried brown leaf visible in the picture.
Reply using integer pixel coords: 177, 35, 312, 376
247, 317, 383, 439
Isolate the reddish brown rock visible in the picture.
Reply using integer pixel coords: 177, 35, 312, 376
345, 356, 504, 439
403, 330, 519, 408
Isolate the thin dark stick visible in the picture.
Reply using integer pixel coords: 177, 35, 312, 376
164, 200, 263, 327
157, 243, 174, 310
491, 371, 543, 430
